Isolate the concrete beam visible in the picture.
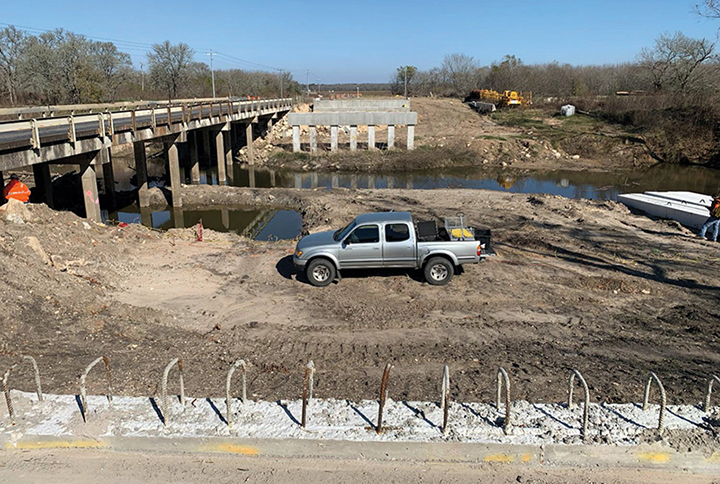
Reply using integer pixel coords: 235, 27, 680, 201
32, 163, 54, 208
288, 112, 417, 127
81, 154, 102, 222
214, 129, 226, 184
292, 126, 300, 153
134, 141, 150, 208
167, 139, 182, 208
313, 98, 410, 112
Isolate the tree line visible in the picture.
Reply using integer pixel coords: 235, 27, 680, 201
0, 26, 302, 106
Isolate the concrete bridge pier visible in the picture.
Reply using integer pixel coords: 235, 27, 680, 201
189, 131, 201, 184
248, 165, 256, 188
407, 125, 415, 150
222, 123, 233, 183
166, 135, 183, 208
214, 128, 227, 185
134, 141, 150, 208
387, 125, 395, 149
368, 125, 376, 150
294, 173, 302, 189
245, 120, 255, 164
32, 163, 54, 208
292, 126, 300, 153
330, 126, 338, 152
350, 126, 358, 151
101, 148, 116, 207
202, 130, 211, 164
139, 206, 153, 228
80, 153, 102, 223
269, 170, 276, 187
309, 126, 317, 154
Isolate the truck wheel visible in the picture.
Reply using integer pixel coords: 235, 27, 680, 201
424, 257, 454, 285
306, 259, 336, 287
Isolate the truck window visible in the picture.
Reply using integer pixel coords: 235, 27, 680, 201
385, 223, 410, 242
347, 225, 379, 244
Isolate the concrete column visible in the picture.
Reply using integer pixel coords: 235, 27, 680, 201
309, 126, 317, 154
368, 125, 376, 150
246, 122, 255, 164
407, 125, 415, 150
32, 163, 54, 208
267, 117, 273, 131
311, 172, 318, 189
134, 141, 150, 208
81, 154, 102, 223
221, 209, 230, 229
294, 174, 302, 188
292, 125, 301, 152
215, 129, 227, 185
350, 125, 357, 151
140, 206, 153, 228
270, 170, 276, 187
224, 130, 233, 168
368, 175, 375, 189
248, 165, 256, 188
172, 207, 185, 229
167, 139, 183, 208
387, 125, 395, 149
202, 130, 211, 162
331, 174, 339, 189
101, 149, 116, 206
330, 125, 338, 151
189, 131, 200, 184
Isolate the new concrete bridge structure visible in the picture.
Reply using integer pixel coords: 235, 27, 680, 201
0, 97, 293, 222
288, 98, 417, 153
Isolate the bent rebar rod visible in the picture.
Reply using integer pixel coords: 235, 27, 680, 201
496, 367, 511, 435
2, 356, 44, 424
22, 356, 43, 402
225, 359, 247, 428
79, 356, 113, 422
301, 360, 315, 428
642, 371, 667, 433
376, 363, 392, 434
568, 369, 590, 439
704, 375, 720, 412
161, 357, 185, 425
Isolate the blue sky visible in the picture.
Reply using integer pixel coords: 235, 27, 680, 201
2, 0, 719, 83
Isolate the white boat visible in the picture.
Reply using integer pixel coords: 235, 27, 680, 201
617, 191, 711, 229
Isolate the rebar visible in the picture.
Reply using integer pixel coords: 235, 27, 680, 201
2, 365, 17, 424
642, 372, 667, 433
376, 363, 392, 434
703, 375, 720, 412
79, 356, 113, 422
441, 364, 450, 435
22, 356, 43, 402
225, 359, 247, 428
301, 360, 315, 428
160, 357, 185, 425
496, 367, 511, 435
567, 369, 590, 439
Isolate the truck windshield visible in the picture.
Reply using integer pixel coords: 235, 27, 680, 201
333, 220, 356, 241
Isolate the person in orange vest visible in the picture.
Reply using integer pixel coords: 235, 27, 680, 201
3, 174, 31, 203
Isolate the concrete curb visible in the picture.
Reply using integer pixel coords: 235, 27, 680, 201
2, 434, 719, 474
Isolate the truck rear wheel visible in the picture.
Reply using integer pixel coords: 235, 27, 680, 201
306, 259, 336, 287
424, 257, 454, 285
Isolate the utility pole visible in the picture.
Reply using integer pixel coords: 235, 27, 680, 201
404, 66, 408, 99
140, 62, 145, 92
206, 51, 216, 98
306, 70, 310, 96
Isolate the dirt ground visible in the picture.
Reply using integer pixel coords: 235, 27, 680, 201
2, 449, 719, 484
0, 185, 718, 410
251, 98, 653, 173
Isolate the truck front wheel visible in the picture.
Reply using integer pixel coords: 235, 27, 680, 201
424, 257, 454, 285
306, 259, 336, 287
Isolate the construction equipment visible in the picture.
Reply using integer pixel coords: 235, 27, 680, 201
465, 89, 532, 108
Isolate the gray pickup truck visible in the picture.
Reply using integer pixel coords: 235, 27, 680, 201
293, 211, 491, 287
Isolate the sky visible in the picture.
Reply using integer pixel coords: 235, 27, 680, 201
2, 0, 719, 84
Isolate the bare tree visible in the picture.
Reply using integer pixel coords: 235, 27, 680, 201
92, 42, 131, 101
696, 0, 720, 19
440, 54, 482, 96
0, 26, 27, 105
147, 41, 194, 99
639, 32, 715, 92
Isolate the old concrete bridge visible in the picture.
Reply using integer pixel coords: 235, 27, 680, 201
0, 97, 293, 221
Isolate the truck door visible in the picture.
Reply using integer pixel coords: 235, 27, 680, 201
338, 224, 381, 268
382, 222, 416, 267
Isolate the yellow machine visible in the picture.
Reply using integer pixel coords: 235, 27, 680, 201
466, 89, 532, 107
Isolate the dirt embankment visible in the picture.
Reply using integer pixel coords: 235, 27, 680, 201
247, 98, 655, 173
1, 185, 719, 408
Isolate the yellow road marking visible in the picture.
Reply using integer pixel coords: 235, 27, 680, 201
484, 454, 514, 463
199, 443, 259, 455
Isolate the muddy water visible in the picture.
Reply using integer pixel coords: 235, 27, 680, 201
219, 163, 720, 201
